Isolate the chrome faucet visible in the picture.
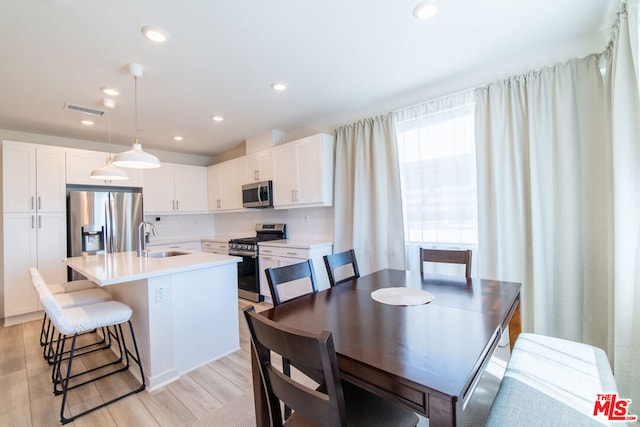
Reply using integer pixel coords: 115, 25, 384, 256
137, 221, 158, 257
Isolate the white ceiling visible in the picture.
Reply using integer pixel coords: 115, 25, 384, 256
0, 0, 619, 158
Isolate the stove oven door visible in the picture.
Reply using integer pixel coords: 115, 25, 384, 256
230, 249, 263, 302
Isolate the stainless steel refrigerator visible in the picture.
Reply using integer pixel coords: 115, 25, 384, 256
67, 185, 143, 280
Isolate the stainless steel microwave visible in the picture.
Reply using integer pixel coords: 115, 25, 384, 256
242, 181, 273, 208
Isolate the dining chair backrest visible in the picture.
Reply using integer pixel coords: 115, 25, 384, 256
419, 248, 472, 279
265, 259, 319, 307
243, 306, 347, 427
323, 249, 360, 287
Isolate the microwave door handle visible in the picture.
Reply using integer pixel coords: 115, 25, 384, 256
257, 184, 262, 205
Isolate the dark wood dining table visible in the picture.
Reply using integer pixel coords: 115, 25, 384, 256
251, 269, 521, 427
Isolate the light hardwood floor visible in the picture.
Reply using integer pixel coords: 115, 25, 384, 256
0, 298, 271, 427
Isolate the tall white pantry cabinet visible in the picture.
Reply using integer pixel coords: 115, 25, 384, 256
1, 141, 67, 324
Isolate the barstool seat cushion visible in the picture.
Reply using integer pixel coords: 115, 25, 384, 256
54, 288, 111, 309
49, 280, 96, 294
47, 300, 133, 336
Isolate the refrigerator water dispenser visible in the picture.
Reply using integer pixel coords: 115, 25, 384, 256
81, 224, 104, 254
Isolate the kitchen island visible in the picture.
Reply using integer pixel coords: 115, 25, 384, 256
65, 250, 241, 391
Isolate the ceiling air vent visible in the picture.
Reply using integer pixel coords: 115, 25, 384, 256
64, 102, 105, 116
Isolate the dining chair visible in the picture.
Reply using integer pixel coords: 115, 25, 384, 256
323, 249, 360, 287
243, 306, 419, 427
265, 259, 319, 307
419, 248, 472, 278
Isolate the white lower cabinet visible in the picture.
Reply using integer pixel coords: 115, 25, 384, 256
258, 241, 333, 302
3, 212, 67, 321
201, 240, 229, 255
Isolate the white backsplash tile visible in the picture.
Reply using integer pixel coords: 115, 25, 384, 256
144, 214, 215, 240
144, 208, 334, 242
215, 207, 334, 241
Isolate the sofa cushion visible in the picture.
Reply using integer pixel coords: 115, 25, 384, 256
486, 333, 624, 426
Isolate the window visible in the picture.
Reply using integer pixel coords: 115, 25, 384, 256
395, 92, 477, 271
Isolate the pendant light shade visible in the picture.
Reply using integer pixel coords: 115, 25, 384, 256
113, 63, 160, 169
90, 99, 130, 181
90, 157, 130, 180
112, 139, 160, 169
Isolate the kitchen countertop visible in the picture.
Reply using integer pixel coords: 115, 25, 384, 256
258, 239, 333, 249
65, 251, 240, 286
201, 235, 244, 243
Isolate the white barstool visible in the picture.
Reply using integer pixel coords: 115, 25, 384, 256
29, 269, 112, 363
40, 278, 98, 346
33, 271, 145, 424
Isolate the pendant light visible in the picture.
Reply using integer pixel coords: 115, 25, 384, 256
90, 100, 129, 181
113, 63, 161, 169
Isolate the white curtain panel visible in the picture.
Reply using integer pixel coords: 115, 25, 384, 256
475, 54, 610, 346
608, 1, 640, 414
334, 114, 406, 275
476, 3, 640, 411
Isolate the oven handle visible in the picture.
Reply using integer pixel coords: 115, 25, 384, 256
228, 250, 257, 258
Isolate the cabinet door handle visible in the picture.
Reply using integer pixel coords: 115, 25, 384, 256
172, 200, 175, 210
217, 199, 221, 208
38, 215, 42, 229
38, 196, 41, 210
254, 169, 259, 181
286, 252, 298, 256
176, 200, 179, 210
31, 196, 35, 210
262, 249, 273, 253
31, 215, 35, 229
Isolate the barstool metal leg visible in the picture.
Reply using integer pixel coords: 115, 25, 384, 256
56, 321, 146, 424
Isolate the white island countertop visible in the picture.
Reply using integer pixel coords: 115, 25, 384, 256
65, 251, 240, 286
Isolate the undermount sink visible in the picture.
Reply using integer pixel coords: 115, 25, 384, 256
146, 250, 190, 258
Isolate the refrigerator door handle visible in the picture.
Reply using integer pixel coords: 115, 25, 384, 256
106, 194, 115, 253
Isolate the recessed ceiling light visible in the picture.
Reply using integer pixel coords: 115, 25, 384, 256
271, 82, 287, 92
212, 115, 224, 122
102, 87, 119, 96
141, 26, 169, 43
80, 119, 94, 126
102, 98, 116, 109
173, 136, 184, 141
412, 0, 438, 20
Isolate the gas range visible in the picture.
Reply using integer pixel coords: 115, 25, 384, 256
228, 224, 287, 255
228, 224, 287, 302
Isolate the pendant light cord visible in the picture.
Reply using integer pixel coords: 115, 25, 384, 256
134, 75, 139, 143
107, 109, 112, 157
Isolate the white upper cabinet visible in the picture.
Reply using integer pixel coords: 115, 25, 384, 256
2, 141, 66, 213
272, 133, 334, 208
143, 163, 208, 213
207, 158, 244, 211
173, 164, 208, 212
66, 148, 142, 187
245, 150, 273, 182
